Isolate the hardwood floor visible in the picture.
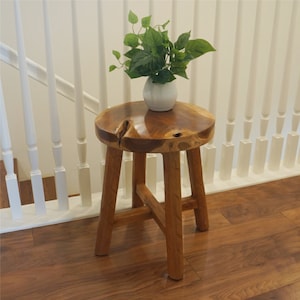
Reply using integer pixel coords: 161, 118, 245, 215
1, 176, 300, 299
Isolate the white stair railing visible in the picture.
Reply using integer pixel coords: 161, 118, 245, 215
219, 0, 242, 180
253, 0, 280, 174
14, 0, 46, 215
202, 0, 220, 184
71, 1, 92, 206
43, 0, 69, 211
122, 0, 133, 199
269, 0, 297, 171
236, 0, 261, 178
283, 73, 300, 168
0, 43, 99, 114
0, 80, 22, 220
97, 0, 108, 194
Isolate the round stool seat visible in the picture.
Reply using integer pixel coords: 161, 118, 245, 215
95, 101, 215, 153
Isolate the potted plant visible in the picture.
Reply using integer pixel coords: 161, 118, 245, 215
109, 10, 215, 111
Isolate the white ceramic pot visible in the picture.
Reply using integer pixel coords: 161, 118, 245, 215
143, 77, 177, 111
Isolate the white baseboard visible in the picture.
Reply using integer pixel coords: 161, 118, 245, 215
1, 164, 299, 234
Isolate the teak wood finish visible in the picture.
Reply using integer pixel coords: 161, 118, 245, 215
94, 101, 215, 280
95, 101, 215, 153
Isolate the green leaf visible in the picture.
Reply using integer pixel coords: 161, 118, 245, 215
161, 31, 170, 44
124, 33, 139, 47
124, 48, 143, 59
151, 69, 176, 84
125, 55, 151, 77
124, 60, 131, 68
125, 69, 143, 79
142, 27, 163, 52
172, 49, 186, 61
128, 10, 138, 24
109, 65, 117, 72
142, 16, 151, 28
170, 62, 188, 79
174, 31, 190, 50
161, 20, 170, 30
129, 51, 154, 72
185, 39, 216, 59
112, 50, 121, 60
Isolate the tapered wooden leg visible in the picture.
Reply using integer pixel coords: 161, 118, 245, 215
132, 152, 146, 208
186, 148, 209, 231
95, 147, 123, 256
163, 152, 183, 280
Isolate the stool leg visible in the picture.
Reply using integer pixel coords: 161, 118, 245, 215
95, 146, 123, 256
163, 152, 183, 280
132, 152, 146, 208
186, 148, 209, 231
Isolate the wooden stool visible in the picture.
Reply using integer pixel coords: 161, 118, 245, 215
94, 101, 215, 280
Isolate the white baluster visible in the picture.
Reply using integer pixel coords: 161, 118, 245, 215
284, 132, 299, 169
0, 81, 22, 219
146, 154, 157, 193
123, 153, 133, 199
122, 0, 134, 199
14, 0, 46, 214
298, 143, 300, 164
219, 124, 234, 181
43, 0, 69, 210
237, 0, 261, 177
219, 0, 242, 180
253, 0, 279, 174
97, 0, 108, 190
71, 1, 92, 206
269, 0, 297, 171
202, 144, 216, 184
97, 1, 108, 113
253, 119, 269, 174
189, 0, 200, 105
171, 0, 178, 41
202, 0, 220, 184
149, 0, 154, 15
283, 72, 300, 168
123, 0, 131, 104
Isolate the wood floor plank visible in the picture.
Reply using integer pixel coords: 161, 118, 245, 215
248, 281, 300, 300
1, 176, 299, 299
219, 178, 300, 224
282, 207, 300, 226
183, 213, 295, 255
186, 228, 300, 279
182, 208, 231, 233
207, 176, 300, 210
0, 244, 200, 299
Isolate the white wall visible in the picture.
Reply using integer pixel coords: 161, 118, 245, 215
1, 0, 299, 196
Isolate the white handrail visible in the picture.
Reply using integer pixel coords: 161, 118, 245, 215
0, 43, 99, 115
